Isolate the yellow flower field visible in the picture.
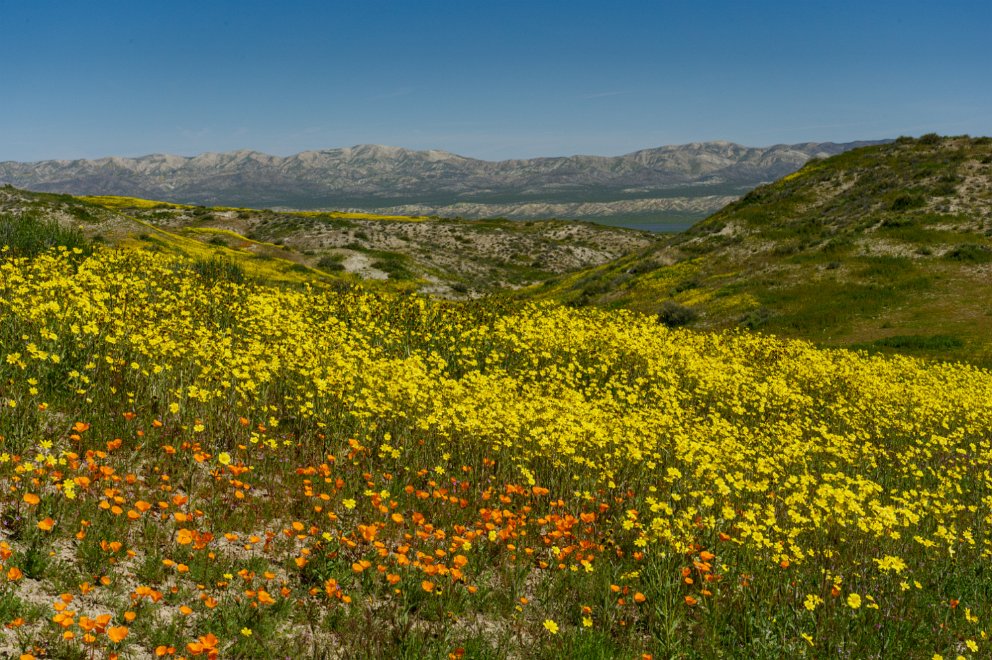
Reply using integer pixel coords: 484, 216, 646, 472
1, 245, 990, 657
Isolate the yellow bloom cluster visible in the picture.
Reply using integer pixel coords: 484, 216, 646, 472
2, 246, 992, 658
3, 248, 992, 572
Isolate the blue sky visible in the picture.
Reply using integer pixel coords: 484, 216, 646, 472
1, 0, 990, 161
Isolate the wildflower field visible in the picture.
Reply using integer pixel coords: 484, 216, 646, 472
1, 244, 992, 658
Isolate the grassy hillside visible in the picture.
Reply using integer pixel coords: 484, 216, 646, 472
530, 135, 992, 364
2, 244, 992, 657
0, 186, 659, 298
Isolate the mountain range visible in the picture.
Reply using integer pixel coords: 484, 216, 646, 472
0, 140, 884, 227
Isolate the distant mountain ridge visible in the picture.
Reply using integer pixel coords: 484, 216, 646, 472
0, 140, 885, 222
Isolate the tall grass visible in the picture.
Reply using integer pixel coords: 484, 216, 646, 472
0, 212, 89, 257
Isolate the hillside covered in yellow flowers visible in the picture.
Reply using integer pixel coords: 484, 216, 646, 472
1, 241, 991, 658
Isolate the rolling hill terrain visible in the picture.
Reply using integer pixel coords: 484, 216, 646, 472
0, 186, 658, 297
4, 135, 991, 365
531, 135, 992, 363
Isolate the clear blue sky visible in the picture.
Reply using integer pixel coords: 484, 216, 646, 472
1, 0, 990, 161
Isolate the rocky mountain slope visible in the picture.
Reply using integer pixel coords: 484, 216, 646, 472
0, 141, 882, 225
530, 135, 992, 364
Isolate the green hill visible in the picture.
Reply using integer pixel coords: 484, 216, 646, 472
0, 186, 658, 297
529, 135, 992, 364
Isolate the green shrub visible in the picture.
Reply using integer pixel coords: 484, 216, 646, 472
0, 213, 89, 257
672, 276, 700, 293
370, 252, 415, 280
880, 216, 916, 228
890, 194, 925, 211
190, 256, 247, 284
656, 301, 698, 327
317, 256, 345, 271
738, 306, 772, 330
944, 244, 992, 263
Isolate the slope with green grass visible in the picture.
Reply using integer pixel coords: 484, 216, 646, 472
530, 135, 992, 364
0, 186, 658, 298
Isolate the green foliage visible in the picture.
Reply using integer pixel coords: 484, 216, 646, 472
317, 255, 346, 271
19, 538, 53, 580
738, 306, 772, 330
944, 243, 992, 263
0, 212, 90, 257
656, 301, 698, 327
870, 334, 964, 350
189, 255, 249, 284
889, 194, 925, 211
370, 251, 416, 280
287, 262, 313, 274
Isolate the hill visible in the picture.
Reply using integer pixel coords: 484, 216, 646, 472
530, 135, 992, 364
0, 186, 658, 297
0, 140, 882, 229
